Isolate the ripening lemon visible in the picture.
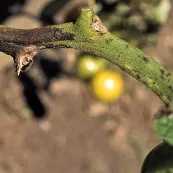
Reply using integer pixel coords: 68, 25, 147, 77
76, 55, 107, 80
91, 70, 124, 103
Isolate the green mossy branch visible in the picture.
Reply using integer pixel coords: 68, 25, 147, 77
0, 9, 173, 105
49, 9, 173, 105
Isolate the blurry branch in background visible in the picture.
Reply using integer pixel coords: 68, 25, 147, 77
88, 0, 96, 11
0, 8, 173, 106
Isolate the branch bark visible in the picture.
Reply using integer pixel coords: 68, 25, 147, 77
0, 8, 173, 105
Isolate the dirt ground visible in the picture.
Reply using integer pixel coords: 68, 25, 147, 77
0, 0, 173, 173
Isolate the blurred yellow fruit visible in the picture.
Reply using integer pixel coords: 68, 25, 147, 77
91, 70, 124, 103
76, 55, 107, 80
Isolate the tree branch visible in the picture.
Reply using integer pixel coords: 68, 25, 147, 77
0, 9, 173, 105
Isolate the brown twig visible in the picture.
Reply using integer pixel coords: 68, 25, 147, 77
0, 27, 74, 75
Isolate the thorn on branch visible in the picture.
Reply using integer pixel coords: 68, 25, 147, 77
91, 16, 108, 34
14, 45, 39, 75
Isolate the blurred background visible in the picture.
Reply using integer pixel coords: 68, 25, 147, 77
0, 0, 172, 172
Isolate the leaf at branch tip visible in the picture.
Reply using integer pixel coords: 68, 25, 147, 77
14, 45, 39, 75
154, 115, 173, 145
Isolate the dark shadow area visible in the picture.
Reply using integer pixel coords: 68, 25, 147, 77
18, 55, 66, 119
141, 142, 173, 173
96, 0, 118, 13
39, 57, 63, 90
145, 21, 160, 33
0, 0, 26, 23
39, 0, 71, 25
18, 72, 46, 119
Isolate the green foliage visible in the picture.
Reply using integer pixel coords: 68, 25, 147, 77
154, 116, 173, 145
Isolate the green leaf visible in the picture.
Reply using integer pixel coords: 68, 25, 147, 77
154, 116, 173, 145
